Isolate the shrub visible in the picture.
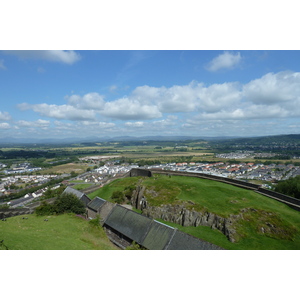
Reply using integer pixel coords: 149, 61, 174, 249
53, 193, 86, 215
35, 200, 55, 216
111, 190, 124, 204
89, 215, 101, 227
35, 193, 85, 216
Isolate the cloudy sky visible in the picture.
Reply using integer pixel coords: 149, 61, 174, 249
1, 50, 300, 139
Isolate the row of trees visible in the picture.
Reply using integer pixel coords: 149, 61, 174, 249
274, 175, 300, 199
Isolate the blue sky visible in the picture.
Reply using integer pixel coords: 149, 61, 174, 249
1, 50, 300, 140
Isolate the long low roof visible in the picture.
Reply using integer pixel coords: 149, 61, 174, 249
87, 197, 106, 211
104, 205, 153, 245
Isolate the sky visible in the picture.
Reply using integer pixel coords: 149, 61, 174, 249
1, 50, 300, 140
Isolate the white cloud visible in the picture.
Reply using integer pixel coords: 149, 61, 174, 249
17, 119, 50, 128
153, 115, 178, 126
206, 51, 241, 72
0, 123, 11, 129
125, 121, 145, 128
130, 81, 241, 114
131, 84, 198, 112
0, 59, 6, 70
14, 70, 300, 138
66, 93, 105, 110
19, 103, 96, 121
3, 50, 81, 64
80, 121, 116, 129
243, 71, 300, 105
0, 111, 11, 121
102, 98, 162, 120
196, 82, 242, 113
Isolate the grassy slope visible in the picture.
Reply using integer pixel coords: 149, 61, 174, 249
88, 175, 300, 250
72, 183, 93, 190
0, 214, 118, 250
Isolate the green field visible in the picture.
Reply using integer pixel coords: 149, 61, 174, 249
72, 183, 93, 190
89, 174, 300, 250
0, 214, 118, 250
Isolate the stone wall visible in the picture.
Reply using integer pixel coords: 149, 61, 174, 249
0, 208, 33, 219
129, 168, 152, 178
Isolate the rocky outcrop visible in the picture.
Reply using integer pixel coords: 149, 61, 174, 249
129, 185, 239, 242
130, 185, 147, 210
142, 204, 240, 243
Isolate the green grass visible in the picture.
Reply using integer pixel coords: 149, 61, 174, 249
157, 218, 300, 250
89, 174, 300, 250
72, 183, 93, 190
88, 177, 140, 200
0, 214, 118, 250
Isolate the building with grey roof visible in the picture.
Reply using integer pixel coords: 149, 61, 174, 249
63, 186, 91, 207
142, 220, 175, 250
104, 205, 152, 246
166, 229, 223, 250
87, 196, 107, 219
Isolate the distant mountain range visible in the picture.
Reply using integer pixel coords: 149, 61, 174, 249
0, 135, 241, 145
0, 134, 299, 145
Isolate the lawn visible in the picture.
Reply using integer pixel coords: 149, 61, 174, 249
72, 183, 93, 190
0, 214, 118, 250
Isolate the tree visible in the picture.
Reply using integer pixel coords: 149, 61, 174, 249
274, 175, 300, 199
53, 192, 85, 215
35, 193, 85, 216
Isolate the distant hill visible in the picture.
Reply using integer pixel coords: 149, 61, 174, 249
0, 133, 299, 145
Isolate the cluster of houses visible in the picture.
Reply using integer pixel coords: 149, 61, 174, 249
0, 175, 57, 200
0, 174, 59, 197
216, 151, 277, 159
0, 162, 7, 169
78, 155, 120, 164
142, 162, 300, 182
94, 164, 139, 177
3, 162, 42, 175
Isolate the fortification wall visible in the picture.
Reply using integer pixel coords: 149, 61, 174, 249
0, 208, 33, 219
129, 168, 152, 178
256, 188, 300, 211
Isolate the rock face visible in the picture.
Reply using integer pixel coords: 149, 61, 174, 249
130, 185, 147, 210
142, 204, 239, 243
129, 185, 240, 242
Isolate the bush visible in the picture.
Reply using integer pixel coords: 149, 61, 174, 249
89, 215, 101, 227
35, 200, 55, 216
35, 193, 85, 216
111, 190, 124, 204
53, 193, 86, 215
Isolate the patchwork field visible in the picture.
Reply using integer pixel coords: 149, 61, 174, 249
0, 214, 118, 250
89, 174, 300, 250
39, 162, 89, 175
